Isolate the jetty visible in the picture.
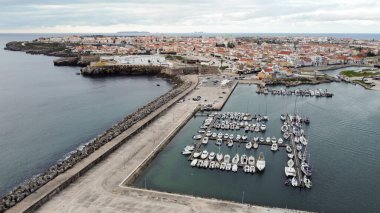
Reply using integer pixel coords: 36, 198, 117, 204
256, 85, 334, 98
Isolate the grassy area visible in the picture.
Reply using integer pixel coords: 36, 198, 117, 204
340, 70, 380, 78
24, 42, 67, 52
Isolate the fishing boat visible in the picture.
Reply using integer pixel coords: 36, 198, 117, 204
225, 163, 232, 171
256, 152, 266, 171
232, 154, 240, 164
190, 159, 198, 167
193, 151, 201, 158
216, 138, 222, 146
271, 136, 277, 143
303, 175, 312, 188
285, 166, 296, 177
244, 165, 250, 173
216, 153, 223, 162
286, 145, 292, 153
287, 159, 294, 167
232, 164, 238, 172
224, 154, 231, 163
248, 156, 255, 165
271, 143, 278, 151
260, 124, 267, 131
241, 154, 248, 164
280, 114, 286, 121
278, 138, 283, 144
227, 139, 233, 147
208, 152, 215, 161
200, 150, 209, 159
253, 141, 259, 149
266, 137, 271, 143
193, 134, 202, 140
291, 177, 298, 187
202, 137, 209, 144
245, 142, 252, 149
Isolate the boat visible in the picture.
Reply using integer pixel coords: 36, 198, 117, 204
287, 159, 294, 167
215, 162, 220, 169
206, 131, 212, 137
248, 156, 255, 165
280, 114, 286, 121
227, 139, 233, 147
242, 135, 248, 140
244, 126, 250, 132
291, 177, 298, 187
212, 132, 217, 138
190, 159, 198, 167
216, 138, 222, 146
236, 134, 241, 141
202, 137, 209, 144
193, 134, 202, 140
245, 142, 252, 149
232, 164, 238, 172
285, 166, 296, 177
217, 132, 223, 138
216, 153, 223, 162
209, 161, 215, 169
229, 134, 234, 140
203, 160, 209, 168
254, 126, 260, 132
249, 165, 256, 173
301, 161, 312, 176
303, 175, 312, 188
197, 160, 203, 167
225, 163, 232, 171
259, 137, 265, 143
260, 124, 266, 131
300, 136, 308, 145
294, 136, 300, 143
232, 154, 240, 164
253, 137, 259, 142
298, 151, 303, 160
223, 154, 231, 163
253, 142, 259, 149
284, 178, 292, 186
271, 143, 278, 151
200, 150, 209, 159
296, 144, 303, 151
198, 130, 206, 134
286, 145, 292, 153
281, 125, 288, 132
266, 137, 271, 143
220, 162, 226, 170
244, 165, 250, 173
278, 138, 283, 144
256, 152, 266, 171
193, 151, 201, 158
271, 136, 277, 143
283, 132, 290, 140
208, 152, 215, 160
181, 150, 192, 155
241, 154, 248, 164
288, 153, 294, 158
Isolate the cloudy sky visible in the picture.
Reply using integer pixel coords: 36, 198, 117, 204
0, 0, 379, 33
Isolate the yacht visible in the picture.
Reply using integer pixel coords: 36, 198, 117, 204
200, 150, 209, 159
244, 165, 250, 173
286, 145, 292, 153
208, 152, 216, 161
197, 160, 203, 167
242, 135, 248, 140
236, 134, 241, 141
271, 143, 278, 151
300, 136, 308, 145
301, 161, 312, 176
190, 159, 198, 167
291, 177, 298, 187
225, 163, 232, 171
241, 154, 248, 164
271, 136, 277, 143
202, 137, 209, 144
232, 164, 238, 172
232, 154, 240, 164
283, 132, 290, 140
249, 165, 256, 173
253, 136, 259, 142
181, 150, 192, 155
209, 161, 215, 169
303, 175, 312, 188
256, 152, 266, 171
229, 134, 234, 140
253, 142, 259, 149
223, 154, 231, 163
287, 159, 294, 167
245, 142, 252, 149
216, 153, 223, 162
280, 114, 286, 121
212, 132, 217, 138
203, 160, 209, 168
296, 144, 303, 151
259, 137, 265, 143
266, 137, 271, 143
260, 124, 267, 131
281, 125, 288, 132
248, 156, 255, 165
215, 162, 220, 169
227, 139, 233, 147
193, 134, 202, 140
220, 162, 226, 170
193, 151, 201, 158
206, 131, 212, 137
285, 166, 296, 177
294, 136, 300, 143
216, 138, 222, 146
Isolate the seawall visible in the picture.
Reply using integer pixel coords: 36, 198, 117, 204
81, 65, 163, 76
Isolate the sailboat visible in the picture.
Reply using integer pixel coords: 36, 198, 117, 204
256, 152, 266, 171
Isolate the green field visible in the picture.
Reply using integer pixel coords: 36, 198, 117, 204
340, 70, 380, 77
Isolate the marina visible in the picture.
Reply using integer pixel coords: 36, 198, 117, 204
256, 85, 334, 97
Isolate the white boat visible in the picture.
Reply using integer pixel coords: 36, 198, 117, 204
278, 138, 284, 144
227, 139, 233, 147
298, 151, 303, 160
216, 138, 222, 146
254, 126, 260, 132
206, 131, 212, 137
280, 114, 286, 121
288, 153, 294, 158
303, 175, 312, 188
283, 132, 290, 140
223, 133, 229, 139
193, 134, 202, 140
259, 137, 265, 143
260, 124, 266, 131
197, 160, 203, 167
271, 143, 278, 151
229, 134, 234, 140
286, 145, 292, 153
244, 165, 250, 173
242, 135, 248, 140
223, 154, 231, 163
236, 135, 241, 141
202, 137, 209, 144
266, 137, 271, 143
184, 145, 194, 151
232, 154, 240, 164
253, 137, 259, 142
217, 132, 223, 138
263, 115, 269, 121
285, 166, 296, 177
245, 142, 252, 149
193, 151, 201, 158
212, 132, 217, 138
225, 163, 232, 171
215, 162, 220, 169
241, 154, 248, 164
220, 162, 226, 170
294, 136, 300, 143
300, 136, 308, 145
200, 150, 209, 159
203, 160, 209, 168
291, 177, 298, 187
253, 142, 259, 149
287, 159, 294, 167
301, 161, 312, 176
249, 165, 256, 173
208, 152, 215, 160
181, 150, 192, 155
248, 156, 255, 165
232, 164, 238, 172
296, 144, 303, 151
256, 152, 266, 171
216, 153, 223, 162
190, 159, 198, 167
271, 136, 277, 143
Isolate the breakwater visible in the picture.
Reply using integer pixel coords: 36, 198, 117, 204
0, 74, 192, 212
265, 76, 338, 87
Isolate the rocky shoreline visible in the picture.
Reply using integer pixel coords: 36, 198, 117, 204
81, 65, 163, 76
0, 74, 192, 212
265, 76, 339, 87
4, 41, 77, 57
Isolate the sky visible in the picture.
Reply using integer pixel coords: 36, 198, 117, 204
0, 0, 380, 33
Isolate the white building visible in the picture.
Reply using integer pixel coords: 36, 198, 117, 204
101, 55, 166, 66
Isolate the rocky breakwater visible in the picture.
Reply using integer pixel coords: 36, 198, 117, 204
0, 74, 192, 212
265, 75, 338, 87
81, 64, 163, 76
54, 56, 100, 67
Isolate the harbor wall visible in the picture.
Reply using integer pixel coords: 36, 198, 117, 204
81, 64, 163, 76
1, 76, 196, 213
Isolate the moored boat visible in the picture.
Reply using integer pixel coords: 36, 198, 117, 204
256, 152, 266, 171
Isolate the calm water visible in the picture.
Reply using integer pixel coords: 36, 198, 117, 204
135, 83, 380, 212
0, 34, 172, 196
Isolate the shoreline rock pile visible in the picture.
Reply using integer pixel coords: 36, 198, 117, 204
0, 75, 192, 212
